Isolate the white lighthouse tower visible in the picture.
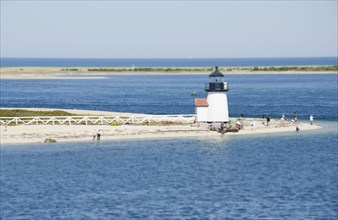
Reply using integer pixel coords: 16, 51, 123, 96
194, 66, 229, 122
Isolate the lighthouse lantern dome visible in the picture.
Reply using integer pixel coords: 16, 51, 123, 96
205, 66, 228, 92
209, 66, 224, 83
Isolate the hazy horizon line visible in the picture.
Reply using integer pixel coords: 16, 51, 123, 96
1, 56, 337, 60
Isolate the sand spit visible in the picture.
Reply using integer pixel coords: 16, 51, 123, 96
0, 111, 321, 145
1, 66, 337, 79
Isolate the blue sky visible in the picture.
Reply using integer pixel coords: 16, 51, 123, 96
1, 1, 337, 58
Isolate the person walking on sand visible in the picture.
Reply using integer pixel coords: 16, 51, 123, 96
97, 130, 102, 140
310, 114, 314, 125
92, 129, 97, 140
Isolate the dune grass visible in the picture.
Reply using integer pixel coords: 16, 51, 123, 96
0, 109, 79, 117
86, 66, 338, 72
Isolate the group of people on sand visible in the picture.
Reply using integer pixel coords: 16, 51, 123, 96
263, 111, 315, 125
280, 112, 315, 132
218, 120, 242, 134
233, 112, 315, 133
280, 112, 314, 124
92, 129, 102, 140
223, 112, 313, 132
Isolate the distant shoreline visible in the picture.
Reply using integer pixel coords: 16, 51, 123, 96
1, 66, 337, 79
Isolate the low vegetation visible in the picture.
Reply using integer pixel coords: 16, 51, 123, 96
0, 109, 78, 117
110, 122, 122, 126
88, 67, 214, 72
86, 66, 338, 73
44, 138, 57, 143
61, 68, 79, 71
141, 121, 185, 126
250, 66, 338, 72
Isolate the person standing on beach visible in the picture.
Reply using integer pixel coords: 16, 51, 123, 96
4, 120, 7, 131
294, 111, 298, 122
310, 114, 314, 125
281, 113, 285, 121
97, 130, 102, 140
92, 129, 97, 140
267, 116, 271, 126
220, 122, 225, 134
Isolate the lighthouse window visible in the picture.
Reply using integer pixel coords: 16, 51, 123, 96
210, 77, 224, 83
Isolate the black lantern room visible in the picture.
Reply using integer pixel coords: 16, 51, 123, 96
205, 66, 228, 92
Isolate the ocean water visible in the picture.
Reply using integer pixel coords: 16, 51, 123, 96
1, 57, 337, 67
1, 74, 337, 219
1, 74, 337, 120
1, 124, 337, 219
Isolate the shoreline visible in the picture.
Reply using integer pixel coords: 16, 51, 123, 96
1, 66, 337, 79
0, 108, 321, 145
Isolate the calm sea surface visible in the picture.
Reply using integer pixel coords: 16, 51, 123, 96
1, 125, 337, 219
1, 73, 337, 219
1, 74, 337, 120
1, 57, 338, 67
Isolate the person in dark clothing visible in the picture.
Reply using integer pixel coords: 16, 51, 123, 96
97, 130, 102, 140
220, 122, 225, 134
267, 116, 271, 126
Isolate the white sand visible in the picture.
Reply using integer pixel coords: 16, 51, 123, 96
0, 112, 321, 145
0, 124, 216, 144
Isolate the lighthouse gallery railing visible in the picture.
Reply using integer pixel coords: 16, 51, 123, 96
205, 82, 228, 91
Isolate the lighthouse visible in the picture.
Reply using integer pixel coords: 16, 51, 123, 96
194, 66, 229, 122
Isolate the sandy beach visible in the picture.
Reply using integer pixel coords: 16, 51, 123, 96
0, 109, 321, 145
1, 67, 337, 79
